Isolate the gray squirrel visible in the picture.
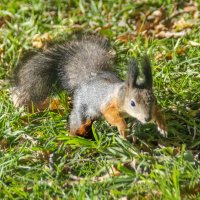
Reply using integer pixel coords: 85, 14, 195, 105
11, 36, 167, 138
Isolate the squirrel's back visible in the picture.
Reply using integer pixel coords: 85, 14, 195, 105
11, 36, 115, 107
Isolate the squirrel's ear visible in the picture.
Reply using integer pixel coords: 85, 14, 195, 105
126, 58, 138, 88
141, 55, 153, 88
118, 84, 128, 104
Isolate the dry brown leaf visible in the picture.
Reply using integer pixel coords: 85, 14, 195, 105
155, 52, 173, 60
116, 33, 136, 43
32, 33, 52, 49
48, 97, 71, 112
27, 98, 52, 112
184, 5, 198, 13
0, 16, 11, 28
155, 53, 164, 60
193, 10, 199, 19
112, 166, 121, 176
21, 134, 38, 145
154, 24, 168, 34
156, 30, 190, 38
155, 46, 186, 60
0, 46, 4, 60
189, 41, 200, 47
49, 99, 62, 110
128, 1, 198, 39
151, 7, 166, 25
0, 17, 5, 27
143, 190, 162, 200
95, 24, 112, 32
173, 147, 181, 156
173, 18, 194, 31
181, 182, 200, 199
165, 53, 172, 60
135, 7, 167, 36
0, 139, 9, 150
37, 150, 51, 162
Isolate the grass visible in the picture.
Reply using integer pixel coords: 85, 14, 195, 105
0, 0, 200, 199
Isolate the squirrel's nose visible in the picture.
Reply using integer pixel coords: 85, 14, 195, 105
145, 116, 151, 122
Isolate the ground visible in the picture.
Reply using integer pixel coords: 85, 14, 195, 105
0, 0, 200, 199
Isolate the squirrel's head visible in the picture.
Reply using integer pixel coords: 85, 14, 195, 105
120, 56, 155, 123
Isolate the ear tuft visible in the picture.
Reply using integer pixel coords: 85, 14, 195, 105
126, 58, 138, 88
141, 55, 153, 88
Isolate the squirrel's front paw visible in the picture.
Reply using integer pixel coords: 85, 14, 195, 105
157, 124, 168, 138
156, 118, 168, 137
153, 106, 168, 137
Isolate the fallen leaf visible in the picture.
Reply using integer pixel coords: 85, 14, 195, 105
128, 2, 198, 39
173, 18, 194, 31
37, 150, 51, 162
116, 33, 136, 43
181, 182, 200, 199
184, 5, 198, 13
0, 139, 9, 150
32, 33, 52, 49
155, 53, 164, 60
154, 24, 168, 34
21, 134, 37, 145
156, 30, 190, 38
155, 46, 186, 60
112, 166, 121, 176
0, 46, 4, 61
0, 16, 11, 28
176, 46, 187, 55
49, 99, 62, 110
0, 17, 5, 27
188, 41, 200, 47
95, 24, 112, 31
193, 10, 199, 19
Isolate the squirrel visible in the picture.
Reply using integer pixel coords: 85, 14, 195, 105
11, 36, 167, 139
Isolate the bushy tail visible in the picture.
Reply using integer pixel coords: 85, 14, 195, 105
11, 36, 115, 107
58, 36, 115, 90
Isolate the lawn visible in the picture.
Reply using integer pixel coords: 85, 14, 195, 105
0, 0, 200, 199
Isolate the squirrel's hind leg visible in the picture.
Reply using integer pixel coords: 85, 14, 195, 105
69, 106, 94, 139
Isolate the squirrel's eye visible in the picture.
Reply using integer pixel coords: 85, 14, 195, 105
131, 100, 135, 107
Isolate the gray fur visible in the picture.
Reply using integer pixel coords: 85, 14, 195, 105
70, 72, 123, 133
59, 36, 115, 90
